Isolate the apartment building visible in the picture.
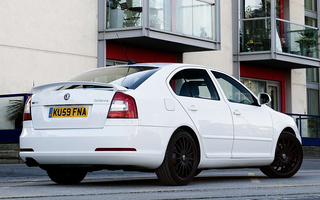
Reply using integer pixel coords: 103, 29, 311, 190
0, 0, 319, 145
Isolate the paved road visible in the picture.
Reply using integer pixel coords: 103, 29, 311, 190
0, 157, 320, 199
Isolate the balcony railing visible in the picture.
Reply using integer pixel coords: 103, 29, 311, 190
287, 113, 320, 146
106, 0, 216, 40
240, 18, 319, 59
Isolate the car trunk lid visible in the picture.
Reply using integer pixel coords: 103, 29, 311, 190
31, 88, 116, 130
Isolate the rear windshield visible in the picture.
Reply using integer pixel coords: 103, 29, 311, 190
70, 66, 159, 89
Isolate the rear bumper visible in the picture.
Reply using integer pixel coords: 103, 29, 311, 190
20, 121, 173, 169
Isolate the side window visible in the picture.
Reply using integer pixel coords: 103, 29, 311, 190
212, 71, 257, 105
170, 69, 220, 100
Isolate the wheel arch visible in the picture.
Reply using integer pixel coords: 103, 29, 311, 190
281, 127, 297, 137
174, 126, 201, 163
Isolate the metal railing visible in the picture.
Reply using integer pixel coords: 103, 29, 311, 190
240, 17, 319, 59
287, 113, 320, 146
106, 0, 216, 40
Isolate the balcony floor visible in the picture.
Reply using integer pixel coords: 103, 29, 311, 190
100, 27, 219, 53
237, 51, 320, 69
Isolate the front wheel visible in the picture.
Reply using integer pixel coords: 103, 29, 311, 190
156, 130, 199, 186
260, 133, 303, 178
47, 168, 87, 184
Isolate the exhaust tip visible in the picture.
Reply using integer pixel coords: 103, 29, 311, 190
25, 157, 39, 167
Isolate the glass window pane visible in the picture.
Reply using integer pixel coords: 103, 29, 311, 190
240, 18, 271, 52
70, 66, 159, 89
306, 68, 319, 83
213, 72, 256, 105
305, 16, 317, 27
307, 89, 319, 115
107, 0, 142, 29
268, 85, 279, 111
243, 79, 266, 95
149, 0, 214, 40
305, 0, 317, 12
244, 0, 270, 19
170, 69, 220, 100
277, 20, 319, 58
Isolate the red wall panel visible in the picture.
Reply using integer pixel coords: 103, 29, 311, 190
240, 63, 287, 113
106, 43, 178, 63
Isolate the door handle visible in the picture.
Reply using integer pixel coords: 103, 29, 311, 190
233, 109, 241, 116
188, 105, 198, 111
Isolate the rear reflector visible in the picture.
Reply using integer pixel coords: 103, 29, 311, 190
107, 92, 138, 118
20, 148, 34, 152
95, 148, 137, 151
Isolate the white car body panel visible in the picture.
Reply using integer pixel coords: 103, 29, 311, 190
20, 63, 301, 172
228, 102, 274, 158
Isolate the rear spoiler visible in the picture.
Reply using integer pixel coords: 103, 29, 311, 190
31, 81, 127, 94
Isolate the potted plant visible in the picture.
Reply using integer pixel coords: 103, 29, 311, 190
6, 99, 24, 129
296, 29, 318, 57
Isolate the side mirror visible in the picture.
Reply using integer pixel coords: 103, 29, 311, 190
258, 93, 271, 105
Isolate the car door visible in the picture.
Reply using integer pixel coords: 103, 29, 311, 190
169, 68, 234, 158
212, 71, 274, 158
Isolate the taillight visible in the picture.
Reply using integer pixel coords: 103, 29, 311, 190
23, 96, 32, 121
107, 92, 138, 118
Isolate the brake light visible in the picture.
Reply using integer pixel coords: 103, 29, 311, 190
23, 96, 32, 121
107, 92, 138, 118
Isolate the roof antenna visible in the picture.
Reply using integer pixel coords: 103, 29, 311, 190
116, 33, 136, 65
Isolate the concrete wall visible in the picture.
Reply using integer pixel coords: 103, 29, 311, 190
0, 0, 98, 94
183, 1, 233, 75
290, 0, 307, 114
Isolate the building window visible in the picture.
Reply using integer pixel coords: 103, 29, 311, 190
305, 0, 317, 12
307, 89, 319, 115
241, 77, 281, 111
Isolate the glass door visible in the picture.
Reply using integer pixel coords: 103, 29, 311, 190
241, 77, 281, 111
268, 82, 281, 111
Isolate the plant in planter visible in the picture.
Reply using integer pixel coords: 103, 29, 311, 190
6, 99, 24, 129
296, 29, 318, 57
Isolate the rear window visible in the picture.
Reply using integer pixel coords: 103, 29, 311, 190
70, 66, 159, 89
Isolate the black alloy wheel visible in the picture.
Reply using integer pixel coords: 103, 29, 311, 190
260, 132, 303, 178
47, 168, 87, 185
156, 129, 199, 186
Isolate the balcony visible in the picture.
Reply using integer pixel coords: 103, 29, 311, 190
237, 17, 320, 69
98, 0, 220, 53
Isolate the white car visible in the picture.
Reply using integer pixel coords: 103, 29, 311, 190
20, 63, 303, 186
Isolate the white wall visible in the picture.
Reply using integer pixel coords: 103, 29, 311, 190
183, 1, 233, 75
0, 0, 98, 94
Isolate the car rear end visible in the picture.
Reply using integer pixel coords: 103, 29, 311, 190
19, 65, 167, 170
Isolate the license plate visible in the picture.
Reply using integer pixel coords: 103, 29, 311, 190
49, 106, 88, 118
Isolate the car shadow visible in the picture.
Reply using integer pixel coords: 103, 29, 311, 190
48, 174, 270, 187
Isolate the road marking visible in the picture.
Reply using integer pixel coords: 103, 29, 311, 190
0, 181, 38, 189
248, 173, 260, 183
259, 183, 320, 188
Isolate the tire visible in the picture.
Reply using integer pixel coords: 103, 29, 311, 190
156, 130, 199, 186
47, 168, 87, 184
260, 132, 303, 178
195, 169, 202, 177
